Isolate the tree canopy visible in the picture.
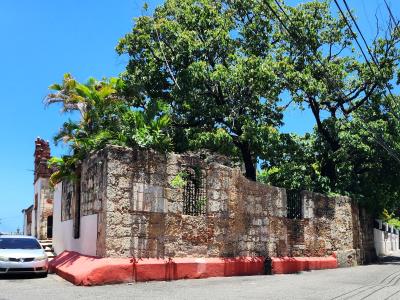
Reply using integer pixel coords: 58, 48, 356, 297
116, 0, 285, 180
257, 0, 400, 212
47, 0, 400, 216
270, 0, 400, 188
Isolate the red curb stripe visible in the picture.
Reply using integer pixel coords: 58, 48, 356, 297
49, 251, 265, 286
49, 251, 337, 285
271, 256, 338, 274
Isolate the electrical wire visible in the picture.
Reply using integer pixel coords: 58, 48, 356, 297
335, 0, 400, 162
269, 0, 400, 163
341, 0, 400, 120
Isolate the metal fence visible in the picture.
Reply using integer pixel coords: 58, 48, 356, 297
286, 190, 303, 219
183, 168, 207, 216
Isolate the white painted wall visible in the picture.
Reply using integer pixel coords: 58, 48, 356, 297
374, 227, 399, 256
33, 178, 42, 238
31, 210, 36, 237
53, 183, 98, 256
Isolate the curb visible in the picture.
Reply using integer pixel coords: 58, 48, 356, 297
49, 251, 338, 285
271, 256, 338, 274
49, 251, 265, 286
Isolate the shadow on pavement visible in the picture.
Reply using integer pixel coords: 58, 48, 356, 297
0, 273, 46, 280
379, 252, 400, 265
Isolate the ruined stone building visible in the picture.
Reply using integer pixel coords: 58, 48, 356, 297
22, 138, 54, 240
53, 145, 376, 266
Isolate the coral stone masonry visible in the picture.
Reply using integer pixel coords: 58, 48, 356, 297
34, 138, 52, 182
22, 138, 54, 240
53, 145, 375, 270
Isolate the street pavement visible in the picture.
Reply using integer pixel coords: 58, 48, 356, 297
2, 261, 400, 299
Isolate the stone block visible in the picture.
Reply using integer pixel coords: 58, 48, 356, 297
168, 201, 183, 214
252, 219, 262, 226
208, 200, 222, 213
131, 184, 166, 213
164, 188, 182, 202
336, 249, 358, 267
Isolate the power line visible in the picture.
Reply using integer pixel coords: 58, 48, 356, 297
338, 0, 400, 108
333, 0, 374, 70
342, 0, 379, 65
383, 0, 397, 26
270, 0, 377, 111
265, 1, 349, 102
270, 0, 400, 163
335, 0, 400, 161
269, 0, 332, 70
341, 0, 400, 119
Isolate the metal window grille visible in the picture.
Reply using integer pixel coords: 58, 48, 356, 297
286, 190, 303, 219
182, 167, 207, 216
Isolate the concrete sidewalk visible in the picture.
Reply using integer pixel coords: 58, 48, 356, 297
3, 262, 400, 299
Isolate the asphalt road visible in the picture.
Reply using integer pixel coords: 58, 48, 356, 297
2, 261, 400, 300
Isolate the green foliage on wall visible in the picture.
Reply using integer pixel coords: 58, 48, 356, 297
170, 171, 189, 189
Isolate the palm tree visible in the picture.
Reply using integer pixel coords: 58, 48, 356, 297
45, 73, 172, 185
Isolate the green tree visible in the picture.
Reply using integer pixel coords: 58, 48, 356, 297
46, 74, 171, 185
259, 132, 330, 192
116, 0, 284, 181
269, 0, 400, 188
337, 97, 400, 211
262, 96, 400, 212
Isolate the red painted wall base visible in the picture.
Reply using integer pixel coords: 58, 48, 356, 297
49, 251, 265, 286
49, 251, 338, 286
271, 256, 338, 274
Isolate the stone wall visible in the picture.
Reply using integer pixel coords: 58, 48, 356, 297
61, 149, 107, 253
37, 181, 54, 239
34, 138, 52, 182
31, 138, 54, 240
63, 145, 375, 260
61, 180, 74, 221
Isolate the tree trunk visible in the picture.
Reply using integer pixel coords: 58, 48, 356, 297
236, 141, 257, 181
309, 99, 340, 185
321, 155, 337, 183
318, 127, 340, 185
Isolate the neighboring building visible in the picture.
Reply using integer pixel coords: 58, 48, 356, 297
21, 205, 33, 236
374, 220, 400, 256
22, 138, 54, 240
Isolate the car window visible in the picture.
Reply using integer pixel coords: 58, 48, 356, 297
0, 238, 41, 249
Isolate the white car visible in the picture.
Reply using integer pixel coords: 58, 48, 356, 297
0, 235, 48, 276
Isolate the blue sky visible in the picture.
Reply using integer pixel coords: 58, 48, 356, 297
0, 0, 397, 232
